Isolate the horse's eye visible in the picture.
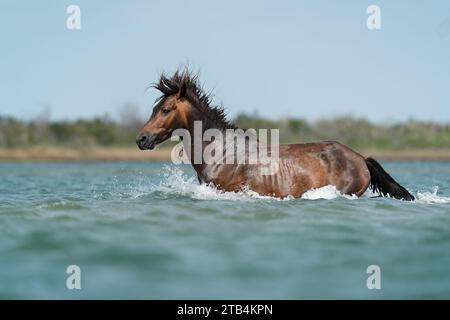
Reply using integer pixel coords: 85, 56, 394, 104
162, 108, 171, 115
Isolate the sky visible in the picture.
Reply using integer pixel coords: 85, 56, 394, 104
0, 0, 449, 123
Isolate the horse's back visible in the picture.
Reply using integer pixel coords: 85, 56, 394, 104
276, 141, 370, 197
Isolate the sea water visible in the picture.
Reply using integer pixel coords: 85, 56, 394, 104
0, 161, 449, 299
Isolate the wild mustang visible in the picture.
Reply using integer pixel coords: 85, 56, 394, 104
136, 69, 414, 201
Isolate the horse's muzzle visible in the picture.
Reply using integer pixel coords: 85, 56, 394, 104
136, 133, 157, 150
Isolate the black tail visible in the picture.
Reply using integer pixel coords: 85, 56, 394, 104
365, 157, 415, 201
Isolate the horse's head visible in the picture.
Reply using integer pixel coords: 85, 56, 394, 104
137, 69, 233, 150
136, 83, 191, 150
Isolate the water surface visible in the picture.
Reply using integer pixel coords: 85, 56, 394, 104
0, 161, 449, 299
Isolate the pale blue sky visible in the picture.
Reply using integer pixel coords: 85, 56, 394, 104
0, 0, 449, 123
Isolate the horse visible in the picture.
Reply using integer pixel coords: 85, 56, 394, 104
136, 69, 414, 201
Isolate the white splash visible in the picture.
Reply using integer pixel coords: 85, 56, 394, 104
123, 165, 450, 204
416, 186, 450, 204
152, 165, 292, 202
301, 185, 358, 200
153, 166, 360, 201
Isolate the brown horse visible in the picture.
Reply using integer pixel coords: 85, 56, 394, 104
136, 69, 414, 201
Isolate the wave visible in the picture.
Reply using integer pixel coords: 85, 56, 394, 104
302, 186, 450, 204
416, 186, 450, 204
152, 166, 362, 202
301, 185, 358, 200
152, 165, 292, 201
115, 165, 450, 204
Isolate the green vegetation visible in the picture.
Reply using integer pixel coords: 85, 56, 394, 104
235, 114, 450, 149
1, 112, 450, 150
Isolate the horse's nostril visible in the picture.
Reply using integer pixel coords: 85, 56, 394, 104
136, 134, 149, 148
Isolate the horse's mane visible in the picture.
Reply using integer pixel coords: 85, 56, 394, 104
152, 68, 236, 129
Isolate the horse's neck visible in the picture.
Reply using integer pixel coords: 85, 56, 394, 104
184, 126, 263, 183
184, 122, 219, 162
182, 121, 232, 181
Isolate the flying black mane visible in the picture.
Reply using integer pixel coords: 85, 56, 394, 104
152, 69, 235, 129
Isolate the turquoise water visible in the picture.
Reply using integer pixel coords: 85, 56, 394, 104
0, 160, 450, 299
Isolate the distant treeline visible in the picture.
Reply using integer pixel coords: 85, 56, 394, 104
235, 114, 450, 149
1, 113, 450, 149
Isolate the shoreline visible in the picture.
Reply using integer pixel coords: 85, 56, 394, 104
1, 147, 450, 162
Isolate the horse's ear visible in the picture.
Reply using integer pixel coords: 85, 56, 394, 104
179, 83, 187, 99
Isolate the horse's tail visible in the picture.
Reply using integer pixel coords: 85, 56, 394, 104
365, 157, 415, 201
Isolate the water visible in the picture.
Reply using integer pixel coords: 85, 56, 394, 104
0, 161, 449, 299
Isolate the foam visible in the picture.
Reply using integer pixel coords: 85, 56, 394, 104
152, 166, 355, 201
301, 185, 358, 200
152, 165, 291, 201
416, 186, 450, 204
125, 166, 450, 204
